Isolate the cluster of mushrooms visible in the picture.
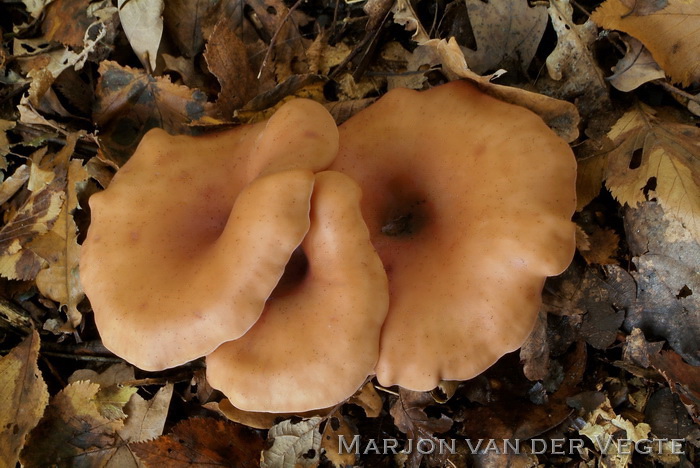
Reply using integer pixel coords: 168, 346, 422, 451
80, 81, 577, 413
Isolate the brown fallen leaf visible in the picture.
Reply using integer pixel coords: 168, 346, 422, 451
592, 0, 700, 86
0, 331, 49, 468
348, 381, 384, 418
390, 388, 453, 467
131, 417, 263, 468
204, 15, 259, 119
651, 351, 700, 424
519, 309, 550, 381
162, 0, 222, 58
578, 226, 620, 265
41, 0, 94, 48
94, 60, 218, 165
0, 152, 65, 281
20, 381, 123, 466
461, 0, 548, 75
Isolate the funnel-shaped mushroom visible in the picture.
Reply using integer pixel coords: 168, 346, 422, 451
330, 81, 577, 390
81, 99, 338, 371
206, 171, 389, 412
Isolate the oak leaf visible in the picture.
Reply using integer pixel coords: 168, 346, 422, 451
591, 0, 700, 86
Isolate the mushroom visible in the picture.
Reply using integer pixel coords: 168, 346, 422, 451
206, 171, 389, 412
329, 80, 577, 391
80, 99, 338, 371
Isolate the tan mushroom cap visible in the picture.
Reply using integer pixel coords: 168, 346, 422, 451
81, 99, 338, 371
206, 171, 389, 413
329, 81, 577, 391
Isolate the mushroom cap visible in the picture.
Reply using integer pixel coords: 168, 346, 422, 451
81, 99, 338, 371
206, 171, 389, 413
329, 81, 577, 390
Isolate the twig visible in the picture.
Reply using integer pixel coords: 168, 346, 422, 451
257, 0, 305, 79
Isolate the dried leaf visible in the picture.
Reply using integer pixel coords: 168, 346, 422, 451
0, 174, 64, 280
117, 0, 164, 72
320, 415, 356, 468
579, 226, 620, 265
131, 417, 263, 467
261, 417, 323, 468
0, 331, 49, 467
624, 202, 700, 365
651, 351, 700, 424
204, 15, 258, 118
162, 0, 223, 57
461, 0, 548, 74
29, 135, 88, 327
0, 119, 15, 161
392, 0, 430, 43
94, 61, 217, 165
419, 38, 580, 142
348, 381, 383, 418
592, 0, 700, 86
389, 388, 452, 466
604, 104, 700, 241
0, 164, 30, 205
608, 36, 665, 92
42, 0, 94, 48
542, 0, 609, 116
20, 381, 123, 466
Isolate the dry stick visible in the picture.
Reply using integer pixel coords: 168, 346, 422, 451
656, 80, 700, 105
257, 0, 305, 79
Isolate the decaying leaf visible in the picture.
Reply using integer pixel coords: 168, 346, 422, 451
592, 0, 700, 86
461, 0, 548, 75
320, 415, 356, 468
623, 202, 700, 365
579, 396, 656, 467
204, 15, 258, 118
94, 61, 217, 165
541, 0, 609, 117
20, 381, 123, 466
652, 351, 700, 424
601, 104, 700, 242
28, 134, 88, 327
261, 417, 323, 468
0, 331, 49, 467
117, 0, 164, 72
132, 417, 262, 467
0, 159, 65, 280
392, 0, 430, 43
608, 36, 665, 92
578, 226, 620, 265
520, 310, 550, 381
390, 388, 453, 467
348, 381, 383, 418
